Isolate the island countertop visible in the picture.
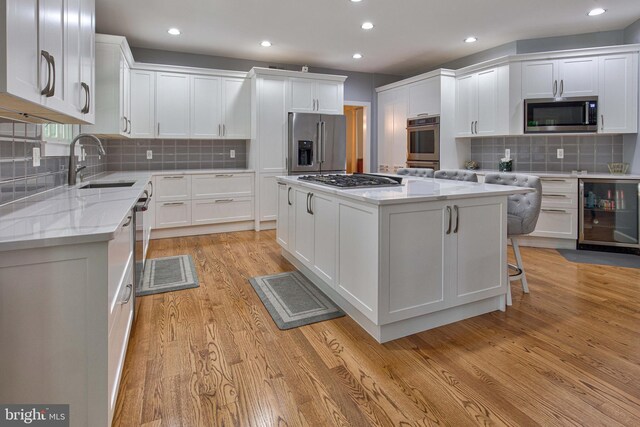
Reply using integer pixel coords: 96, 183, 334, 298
276, 175, 533, 205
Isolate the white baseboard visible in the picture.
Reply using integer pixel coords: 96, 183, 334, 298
151, 221, 255, 240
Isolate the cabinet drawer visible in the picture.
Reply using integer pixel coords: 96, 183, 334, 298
191, 173, 253, 199
541, 192, 577, 209
540, 178, 577, 194
530, 208, 577, 239
155, 201, 192, 228
108, 262, 134, 416
155, 175, 192, 201
108, 213, 134, 315
192, 197, 254, 225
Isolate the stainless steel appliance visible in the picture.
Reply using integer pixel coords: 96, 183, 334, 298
525, 97, 598, 133
298, 173, 402, 188
133, 180, 153, 317
579, 179, 639, 252
406, 115, 440, 168
288, 112, 346, 175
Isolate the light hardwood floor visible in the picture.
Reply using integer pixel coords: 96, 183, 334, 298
113, 230, 640, 426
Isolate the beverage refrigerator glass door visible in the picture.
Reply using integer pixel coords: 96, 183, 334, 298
406, 115, 440, 162
579, 179, 639, 250
525, 97, 598, 133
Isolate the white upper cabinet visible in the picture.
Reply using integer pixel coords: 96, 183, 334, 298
456, 66, 507, 137
82, 38, 130, 137
289, 78, 343, 114
78, 0, 95, 122
221, 77, 250, 139
190, 75, 222, 138
522, 57, 597, 99
156, 72, 190, 138
129, 70, 155, 138
189, 75, 249, 139
598, 53, 638, 134
0, 0, 95, 124
408, 77, 441, 117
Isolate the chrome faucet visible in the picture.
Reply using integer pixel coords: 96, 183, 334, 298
68, 134, 105, 186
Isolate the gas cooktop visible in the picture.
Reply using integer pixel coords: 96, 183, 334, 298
297, 174, 403, 188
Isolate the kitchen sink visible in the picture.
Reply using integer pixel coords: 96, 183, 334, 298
79, 182, 136, 189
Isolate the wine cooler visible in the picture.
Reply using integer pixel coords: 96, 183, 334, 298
579, 179, 640, 251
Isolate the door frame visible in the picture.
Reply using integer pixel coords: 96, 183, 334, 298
344, 100, 371, 173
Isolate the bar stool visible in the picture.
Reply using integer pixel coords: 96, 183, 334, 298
485, 173, 542, 305
396, 168, 434, 178
434, 169, 478, 182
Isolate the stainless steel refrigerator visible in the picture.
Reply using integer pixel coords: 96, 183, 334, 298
288, 112, 346, 175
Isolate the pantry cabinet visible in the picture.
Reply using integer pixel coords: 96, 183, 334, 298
377, 86, 408, 172
0, 0, 95, 124
289, 77, 344, 115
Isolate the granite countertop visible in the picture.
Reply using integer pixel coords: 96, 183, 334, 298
0, 169, 255, 252
277, 175, 532, 206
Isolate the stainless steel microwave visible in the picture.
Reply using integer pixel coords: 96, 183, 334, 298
524, 97, 598, 133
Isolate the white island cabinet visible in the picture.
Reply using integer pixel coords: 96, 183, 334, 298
276, 176, 531, 342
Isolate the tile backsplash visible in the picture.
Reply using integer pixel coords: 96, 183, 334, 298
469, 135, 624, 173
103, 139, 247, 171
0, 120, 105, 205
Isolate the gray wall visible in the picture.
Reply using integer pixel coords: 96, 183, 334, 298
131, 47, 403, 171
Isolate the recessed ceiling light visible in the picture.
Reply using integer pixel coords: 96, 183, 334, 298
260, 40, 272, 47
588, 8, 606, 16
361, 22, 374, 30
353, 53, 363, 59
350, 0, 362, 2
167, 28, 181, 36
464, 36, 478, 43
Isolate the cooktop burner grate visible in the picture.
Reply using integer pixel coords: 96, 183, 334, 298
297, 174, 402, 188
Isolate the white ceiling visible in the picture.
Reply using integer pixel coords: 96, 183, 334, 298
96, 0, 640, 76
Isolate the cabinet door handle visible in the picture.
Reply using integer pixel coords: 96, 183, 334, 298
123, 215, 133, 227
544, 194, 568, 198
215, 174, 234, 177
128, 119, 132, 135
308, 193, 314, 215
542, 208, 568, 213
218, 124, 221, 135
540, 178, 566, 182
601, 115, 604, 131
553, 80, 557, 96
417, 113, 430, 117
81, 82, 90, 113
163, 175, 184, 179
453, 205, 459, 233
158, 122, 160, 135
560, 79, 564, 96
40, 50, 52, 96
470, 121, 474, 134
121, 284, 133, 304
316, 99, 319, 111
474, 121, 478, 134
148, 181, 154, 197
446, 206, 452, 234
122, 117, 128, 133
223, 124, 226, 136
306, 193, 310, 213
163, 202, 184, 206
215, 198, 234, 203
287, 187, 292, 206
48, 54, 56, 97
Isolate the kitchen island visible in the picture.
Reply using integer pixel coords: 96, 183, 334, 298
275, 175, 532, 343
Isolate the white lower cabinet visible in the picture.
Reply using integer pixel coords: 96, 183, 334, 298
282, 183, 507, 328
529, 177, 578, 240
155, 201, 191, 228
192, 197, 253, 225
154, 172, 255, 231
259, 173, 280, 222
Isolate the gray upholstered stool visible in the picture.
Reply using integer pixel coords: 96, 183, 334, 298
434, 169, 478, 182
396, 168, 434, 178
485, 173, 542, 305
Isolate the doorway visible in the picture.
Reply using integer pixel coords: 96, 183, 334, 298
343, 102, 370, 174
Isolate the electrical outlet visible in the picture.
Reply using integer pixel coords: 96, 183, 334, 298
229, 149, 236, 159
146, 150, 153, 160
505, 148, 511, 159
32, 147, 40, 167
557, 148, 564, 159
